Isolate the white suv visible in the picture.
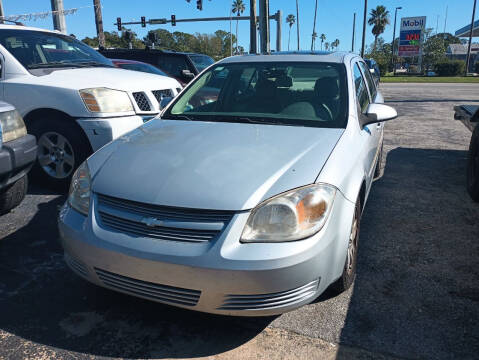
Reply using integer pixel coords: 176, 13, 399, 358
0, 24, 181, 187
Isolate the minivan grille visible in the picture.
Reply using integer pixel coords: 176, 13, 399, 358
218, 279, 320, 311
96, 193, 235, 243
132, 92, 151, 111
152, 89, 173, 103
95, 268, 201, 306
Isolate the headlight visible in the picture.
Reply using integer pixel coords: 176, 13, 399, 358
68, 161, 91, 216
241, 184, 336, 243
0, 110, 27, 143
79, 88, 133, 113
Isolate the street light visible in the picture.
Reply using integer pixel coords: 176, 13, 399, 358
391, 6, 402, 75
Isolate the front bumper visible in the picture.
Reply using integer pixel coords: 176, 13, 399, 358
0, 134, 37, 189
58, 191, 355, 316
76, 115, 155, 152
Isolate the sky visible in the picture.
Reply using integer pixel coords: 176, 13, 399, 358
2, 0, 478, 53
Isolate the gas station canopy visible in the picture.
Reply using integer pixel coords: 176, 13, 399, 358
455, 19, 479, 37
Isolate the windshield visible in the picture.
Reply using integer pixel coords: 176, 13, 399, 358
0, 29, 113, 70
116, 62, 168, 76
165, 61, 348, 128
189, 55, 215, 72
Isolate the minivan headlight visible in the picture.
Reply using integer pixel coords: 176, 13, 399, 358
0, 110, 27, 143
241, 184, 336, 243
68, 161, 91, 216
79, 88, 133, 113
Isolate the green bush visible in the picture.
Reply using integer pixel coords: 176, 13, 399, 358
435, 60, 465, 76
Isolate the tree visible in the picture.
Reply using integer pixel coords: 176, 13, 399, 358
368, 5, 390, 51
312, 32, 318, 50
232, 0, 246, 54
320, 33, 326, 51
82, 29, 144, 49
331, 39, 339, 50
325, 42, 330, 51
311, 0, 318, 50
286, 14, 296, 51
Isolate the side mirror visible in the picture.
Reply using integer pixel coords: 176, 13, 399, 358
160, 96, 173, 109
369, 68, 375, 74
362, 103, 397, 127
181, 69, 195, 79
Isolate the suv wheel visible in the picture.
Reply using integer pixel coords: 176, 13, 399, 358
29, 117, 91, 189
0, 175, 28, 215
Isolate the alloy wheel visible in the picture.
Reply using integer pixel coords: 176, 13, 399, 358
37, 132, 75, 179
346, 211, 359, 275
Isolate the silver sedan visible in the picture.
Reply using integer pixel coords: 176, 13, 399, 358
59, 52, 397, 316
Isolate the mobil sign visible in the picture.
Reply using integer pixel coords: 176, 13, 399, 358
398, 16, 426, 57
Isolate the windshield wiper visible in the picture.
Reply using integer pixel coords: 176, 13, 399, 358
162, 114, 197, 121
75, 61, 114, 68
27, 62, 85, 69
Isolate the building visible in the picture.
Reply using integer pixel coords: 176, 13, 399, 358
455, 19, 479, 72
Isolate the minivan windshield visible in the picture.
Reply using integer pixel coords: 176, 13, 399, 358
0, 29, 113, 70
165, 61, 348, 128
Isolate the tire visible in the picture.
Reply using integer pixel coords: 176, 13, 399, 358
0, 175, 28, 215
374, 141, 383, 178
332, 197, 361, 293
466, 126, 479, 202
28, 116, 92, 190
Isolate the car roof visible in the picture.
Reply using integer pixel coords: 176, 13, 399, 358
219, 51, 359, 64
101, 48, 207, 57
0, 24, 59, 34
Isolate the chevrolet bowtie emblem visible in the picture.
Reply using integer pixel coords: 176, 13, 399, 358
141, 217, 164, 227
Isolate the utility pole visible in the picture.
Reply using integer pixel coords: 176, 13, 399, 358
250, 0, 257, 54
361, 0, 367, 58
0, 0, 4, 24
93, 0, 105, 48
259, 0, 270, 53
296, 0, 300, 50
391, 7, 402, 74
465, 0, 477, 76
352, 12, 356, 52
51, 0, 67, 33
276, 10, 282, 52
311, 0, 318, 51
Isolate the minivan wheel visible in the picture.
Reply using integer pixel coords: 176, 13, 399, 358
332, 198, 361, 293
466, 127, 479, 202
29, 117, 91, 190
0, 175, 28, 215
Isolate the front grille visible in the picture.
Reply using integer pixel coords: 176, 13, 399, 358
96, 193, 235, 243
152, 89, 173, 103
95, 268, 201, 306
132, 92, 151, 111
218, 279, 320, 311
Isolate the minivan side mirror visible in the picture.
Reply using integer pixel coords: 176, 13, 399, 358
362, 103, 397, 127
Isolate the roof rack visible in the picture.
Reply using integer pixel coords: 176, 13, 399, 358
0, 19, 25, 26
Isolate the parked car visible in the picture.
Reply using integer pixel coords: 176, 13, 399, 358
100, 48, 214, 86
365, 58, 380, 85
59, 52, 397, 316
454, 105, 479, 201
0, 102, 36, 214
111, 58, 170, 77
0, 24, 181, 187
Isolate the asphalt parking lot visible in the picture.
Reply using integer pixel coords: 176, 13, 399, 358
1, 83, 478, 360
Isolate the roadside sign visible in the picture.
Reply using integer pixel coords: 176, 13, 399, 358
398, 16, 426, 57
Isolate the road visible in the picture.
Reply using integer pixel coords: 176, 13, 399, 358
1, 83, 478, 359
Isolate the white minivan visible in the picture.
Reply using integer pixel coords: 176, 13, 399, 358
0, 24, 181, 187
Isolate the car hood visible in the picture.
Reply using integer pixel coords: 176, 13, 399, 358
91, 120, 344, 211
23, 67, 179, 91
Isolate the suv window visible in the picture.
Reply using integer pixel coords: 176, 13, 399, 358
156, 55, 191, 78
353, 63, 369, 113
359, 61, 377, 100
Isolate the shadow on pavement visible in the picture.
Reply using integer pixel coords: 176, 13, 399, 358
336, 147, 479, 359
0, 187, 271, 358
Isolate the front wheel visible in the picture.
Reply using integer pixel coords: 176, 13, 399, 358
0, 175, 28, 215
467, 127, 479, 202
332, 198, 361, 293
29, 117, 91, 190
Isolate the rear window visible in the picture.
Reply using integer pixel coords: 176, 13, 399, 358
166, 61, 348, 128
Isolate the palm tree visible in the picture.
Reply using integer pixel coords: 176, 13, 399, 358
320, 33, 326, 51
286, 14, 296, 51
311, 0, 318, 51
232, 0, 246, 54
334, 39, 340, 50
368, 5, 390, 51
325, 42, 330, 51
312, 32, 318, 50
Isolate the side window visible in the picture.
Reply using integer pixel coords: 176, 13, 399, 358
359, 61, 377, 100
353, 63, 369, 113
157, 55, 189, 77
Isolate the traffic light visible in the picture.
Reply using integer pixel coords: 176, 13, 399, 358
141, 16, 146, 27
171, 15, 176, 26
196, 0, 202, 10
116, 17, 122, 31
